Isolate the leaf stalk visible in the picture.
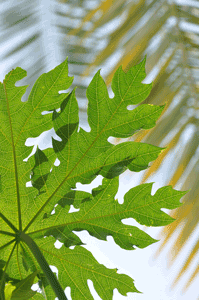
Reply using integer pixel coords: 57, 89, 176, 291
19, 232, 68, 300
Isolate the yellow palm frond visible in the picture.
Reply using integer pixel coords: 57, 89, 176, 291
63, 0, 199, 293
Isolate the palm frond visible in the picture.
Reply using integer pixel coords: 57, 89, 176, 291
61, 0, 199, 293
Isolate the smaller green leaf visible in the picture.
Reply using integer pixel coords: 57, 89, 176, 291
4, 282, 15, 300
5, 271, 38, 300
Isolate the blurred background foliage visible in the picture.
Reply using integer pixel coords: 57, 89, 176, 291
0, 0, 198, 296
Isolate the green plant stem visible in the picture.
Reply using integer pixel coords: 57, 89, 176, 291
19, 231, 68, 300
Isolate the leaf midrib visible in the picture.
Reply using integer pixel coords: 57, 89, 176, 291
28, 190, 174, 236
3, 73, 22, 231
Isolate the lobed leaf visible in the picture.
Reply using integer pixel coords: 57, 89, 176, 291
29, 176, 187, 252
34, 236, 141, 299
0, 56, 189, 299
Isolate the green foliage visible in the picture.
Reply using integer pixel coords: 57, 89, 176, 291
0, 56, 189, 299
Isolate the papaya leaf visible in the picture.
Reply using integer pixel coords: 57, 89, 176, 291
0, 56, 189, 299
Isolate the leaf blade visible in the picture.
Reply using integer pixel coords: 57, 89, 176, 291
36, 236, 142, 299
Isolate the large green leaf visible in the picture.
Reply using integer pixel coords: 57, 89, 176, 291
0, 56, 189, 299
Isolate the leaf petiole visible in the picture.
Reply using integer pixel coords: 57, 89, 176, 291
19, 231, 68, 300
